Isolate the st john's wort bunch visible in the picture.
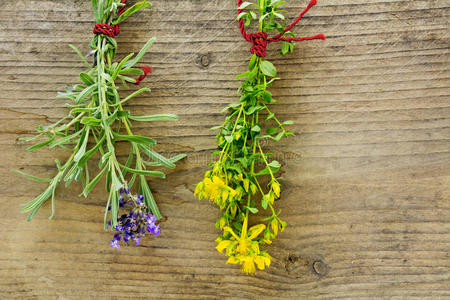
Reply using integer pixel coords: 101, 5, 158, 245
194, 0, 297, 275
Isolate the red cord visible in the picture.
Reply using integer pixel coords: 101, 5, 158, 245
93, 0, 127, 38
133, 66, 152, 85
92, 1, 151, 85
238, 0, 325, 57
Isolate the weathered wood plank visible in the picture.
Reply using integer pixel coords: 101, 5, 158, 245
1, 0, 449, 298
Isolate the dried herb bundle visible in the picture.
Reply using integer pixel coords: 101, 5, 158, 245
195, 0, 324, 274
16, 0, 185, 246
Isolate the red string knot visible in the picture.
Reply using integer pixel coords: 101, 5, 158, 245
248, 32, 268, 58
93, 23, 120, 38
93, 0, 127, 38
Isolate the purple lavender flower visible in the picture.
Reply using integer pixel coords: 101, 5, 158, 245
110, 187, 160, 249
110, 233, 121, 249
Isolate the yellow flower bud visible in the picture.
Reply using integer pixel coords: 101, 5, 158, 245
271, 181, 281, 198
243, 179, 249, 192
271, 219, 279, 237
235, 131, 241, 140
219, 217, 226, 230
250, 183, 257, 195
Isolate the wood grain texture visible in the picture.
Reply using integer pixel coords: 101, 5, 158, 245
1, 0, 449, 298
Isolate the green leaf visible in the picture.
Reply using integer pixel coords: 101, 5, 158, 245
79, 73, 95, 86
238, 1, 254, 9
69, 44, 90, 68
234, 71, 252, 80
114, 133, 156, 146
115, 88, 150, 106
248, 54, 258, 70
119, 68, 144, 75
139, 145, 176, 169
169, 153, 187, 163
78, 133, 105, 167
283, 120, 293, 125
245, 206, 259, 214
260, 60, 277, 77
236, 12, 247, 20
273, 131, 284, 141
266, 113, 275, 121
281, 41, 290, 55
11, 169, 51, 183
49, 130, 82, 148
245, 105, 263, 115
123, 37, 156, 68
112, 53, 134, 80
129, 114, 178, 122
83, 166, 107, 197
91, 0, 99, 22
80, 116, 101, 126
120, 164, 166, 178
266, 127, 278, 135
261, 194, 270, 209
268, 160, 281, 168
139, 176, 162, 219
259, 13, 270, 23
224, 135, 233, 143
74, 129, 90, 162
262, 91, 272, 102
112, 2, 152, 25
75, 84, 96, 104
251, 125, 261, 132
27, 136, 55, 152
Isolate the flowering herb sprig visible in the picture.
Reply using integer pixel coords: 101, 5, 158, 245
195, 0, 324, 274
109, 186, 160, 249
15, 0, 185, 242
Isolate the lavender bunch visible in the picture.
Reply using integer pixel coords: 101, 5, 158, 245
15, 0, 185, 240
110, 186, 160, 249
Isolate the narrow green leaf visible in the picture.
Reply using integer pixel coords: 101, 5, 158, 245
120, 164, 166, 178
123, 37, 156, 68
115, 88, 150, 106
11, 169, 51, 183
113, 133, 156, 146
83, 166, 107, 197
79, 73, 95, 86
75, 84, 96, 104
129, 114, 178, 122
112, 53, 134, 79
139, 145, 176, 169
112, 2, 152, 25
69, 44, 90, 68
74, 129, 90, 162
27, 136, 55, 152
238, 1, 254, 9
49, 130, 82, 148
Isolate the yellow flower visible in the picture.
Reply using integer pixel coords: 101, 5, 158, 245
197, 175, 238, 208
241, 256, 256, 274
254, 252, 271, 270
271, 181, 281, 198
216, 239, 232, 253
221, 217, 271, 275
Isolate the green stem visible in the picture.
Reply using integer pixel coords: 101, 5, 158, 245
257, 141, 275, 180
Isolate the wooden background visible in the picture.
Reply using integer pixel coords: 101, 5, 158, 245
1, 0, 449, 298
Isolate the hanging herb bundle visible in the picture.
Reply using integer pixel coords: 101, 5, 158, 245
194, 0, 324, 274
16, 0, 185, 248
